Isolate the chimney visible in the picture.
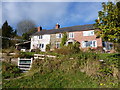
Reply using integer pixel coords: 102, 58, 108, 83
38, 26, 42, 32
55, 23, 60, 29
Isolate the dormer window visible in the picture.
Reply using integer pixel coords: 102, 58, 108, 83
83, 30, 94, 36
39, 35, 43, 39
56, 33, 62, 38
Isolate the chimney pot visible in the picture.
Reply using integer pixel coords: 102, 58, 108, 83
55, 23, 60, 29
38, 26, 42, 32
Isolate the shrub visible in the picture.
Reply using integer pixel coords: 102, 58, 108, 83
113, 43, 120, 53
54, 46, 71, 55
46, 44, 51, 52
54, 41, 80, 55
19, 52, 34, 58
60, 32, 67, 47
31, 48, 41, 53
2, 61, 22, 79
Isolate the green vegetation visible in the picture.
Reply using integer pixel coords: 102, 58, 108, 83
94, 2, 120, 53
2, 61, 22, 79
94, 2, 120, 43
46, 44, 51, 52
2, 21, 17, 49
60, 32, 67, 47
3, 51, 119, 88
55, 42, 80, 55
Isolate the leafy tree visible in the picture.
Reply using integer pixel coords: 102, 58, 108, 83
17, 20, 36, 35
2, 21, 17, 49
22, 28, 37, 40
60, 32, 67, 47
94, 2, 120, 43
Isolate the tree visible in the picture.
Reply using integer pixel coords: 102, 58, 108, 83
17, 20, 36, 35
60, 32, 67, 47
22, 27, 37, 40
94, 2, 120, 43
2, 21, 17, 49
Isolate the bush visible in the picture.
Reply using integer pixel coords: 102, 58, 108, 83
46, 44, 51, 52
31, 48, 41, 53
2, 61, 22, 79
54, 42, 80, 55
19, 52, 34, 58
113, 43, 120, 53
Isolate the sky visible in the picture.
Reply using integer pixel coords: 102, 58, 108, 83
1, 1, 103, 35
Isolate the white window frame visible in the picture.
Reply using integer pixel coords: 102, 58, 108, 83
83, 30, 94, 36
39, 44, 44, 48
56, 33, 62, 38
39, 35, 43, 39
56, 42, 60, 48
82, 40, 97, 48
69, 32, 74, 38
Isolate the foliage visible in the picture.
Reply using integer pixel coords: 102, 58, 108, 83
2, 61, 22, 79
22, 28, 37, 40
55, 41, 80, 55
31, 48, 41, 53
2, 47, 19, 53
2, 21, 17, 49
113, 43, 120, 52
60, 32, 67, 47
3, 56, 98, 88
46, 44, 51, 52
19, 52, 34, 58
94, 2, 120, 43
2, 52, 119, 88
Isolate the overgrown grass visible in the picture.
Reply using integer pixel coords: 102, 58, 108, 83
2, 51, 119, 88
3, 57, 98, 88
2, 61, 22, 79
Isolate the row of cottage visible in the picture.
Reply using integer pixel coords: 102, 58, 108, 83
30, 23, 112, 52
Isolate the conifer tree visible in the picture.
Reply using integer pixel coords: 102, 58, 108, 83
2, 21, 17, 48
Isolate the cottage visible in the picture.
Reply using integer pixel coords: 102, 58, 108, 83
30, 24, 112, 52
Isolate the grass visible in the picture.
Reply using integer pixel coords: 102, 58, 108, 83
2, 61, 22, 79
3, 68, 98, 88
2, 51, 119, 88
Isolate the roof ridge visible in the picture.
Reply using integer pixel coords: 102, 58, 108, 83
32, 24, 94, 36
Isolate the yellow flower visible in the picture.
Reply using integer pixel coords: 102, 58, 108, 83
100, 83, 103, 86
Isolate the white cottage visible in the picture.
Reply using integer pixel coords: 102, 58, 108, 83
30, 26, 50, 52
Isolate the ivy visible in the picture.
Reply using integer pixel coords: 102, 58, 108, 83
60, 32, 67, 47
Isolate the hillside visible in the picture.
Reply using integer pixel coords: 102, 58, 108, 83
2, 52, 119, 88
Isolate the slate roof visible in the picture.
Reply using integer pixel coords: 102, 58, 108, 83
32, 24, 95, 36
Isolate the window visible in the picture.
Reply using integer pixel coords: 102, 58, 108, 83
39, 35, 43, 39
39, 44, 44, 48
69, 32, 74, 38
82, 40, 97, 48
83, 30, 94, 36
56, 42, 60, 48
56, 33, 62, 38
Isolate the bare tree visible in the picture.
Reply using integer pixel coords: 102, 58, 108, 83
17, 19, 36, 35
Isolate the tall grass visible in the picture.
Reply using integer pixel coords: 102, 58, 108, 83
2, 50, 119, 88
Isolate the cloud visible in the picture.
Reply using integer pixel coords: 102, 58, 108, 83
2, 2, 102, 33
2, 2, 70, 29
2, 0, 109, 2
